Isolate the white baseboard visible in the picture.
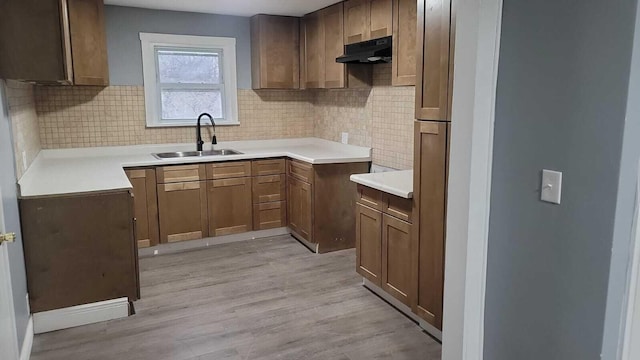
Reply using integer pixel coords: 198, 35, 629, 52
363, 278, 443, 341
33, 297, 129, 334
19, 316, 33, 360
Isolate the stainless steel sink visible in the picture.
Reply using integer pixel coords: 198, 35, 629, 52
152, 149, 243, 159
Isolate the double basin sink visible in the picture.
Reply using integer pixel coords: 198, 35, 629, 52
152, 149, 243, 160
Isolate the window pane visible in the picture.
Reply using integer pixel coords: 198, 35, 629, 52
157, 50, 220, 84
161, 90, 223, 120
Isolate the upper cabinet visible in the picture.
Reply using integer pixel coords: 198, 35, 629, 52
251, 15, 300, 89
344, 0, 393, 45
301, 3, 372, 89
391, 0, 418, 86
415, 0, 454, 121
0, 0, 110, 86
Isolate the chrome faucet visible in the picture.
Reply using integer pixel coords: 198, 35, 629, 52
196, 113, 217, 152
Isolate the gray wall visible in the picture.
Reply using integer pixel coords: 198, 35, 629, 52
104, 6, 252, 88
0, 82, 30, 349
602, 0, 640, 358
485, 0, 638, 359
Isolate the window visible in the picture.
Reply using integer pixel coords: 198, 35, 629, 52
140, 33, 239, 127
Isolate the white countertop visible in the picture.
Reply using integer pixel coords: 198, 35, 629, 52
350, 170, 413, 199
19, 138, 371, 198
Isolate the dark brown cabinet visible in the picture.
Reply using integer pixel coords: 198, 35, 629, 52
415, 0, 454, 120
355, 185, 413, 306
156, 165, 208, 243
412, 120, 449, 329
252, 159, 287, 230
287, 175, 313, 242
251, 15, 300, 89
392, 0, 418, 86
0, 0, 109, 85
125, 168, 160, 248
344, 0, 393, 44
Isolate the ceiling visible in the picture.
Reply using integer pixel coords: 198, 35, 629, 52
104, 0, 340, 17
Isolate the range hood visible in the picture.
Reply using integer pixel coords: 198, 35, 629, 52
336, 36, 392, 64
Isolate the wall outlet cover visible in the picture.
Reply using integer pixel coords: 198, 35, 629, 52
541, 169, 562, 204
341, 132, 349, 144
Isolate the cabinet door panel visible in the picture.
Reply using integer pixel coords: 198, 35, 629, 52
287, 176, 313, 242
157, 181, 208, 243
413, 120, 448, 329
126, 169, 159, 248
207, 177, 253, 236
322, 3, 346, 89
369, 0, 393, 39
344, 0, 370, 44
392, 0, 418, 86
67, 0, 109, 86
382, 214, 412, 305
415, 0, 452, 120
251, 15, 300, 89
302, 12, 324, 89
356, 203, 382, 285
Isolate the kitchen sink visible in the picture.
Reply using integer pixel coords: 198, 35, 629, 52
152, 149, 243, 159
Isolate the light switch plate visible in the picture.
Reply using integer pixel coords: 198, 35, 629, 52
541, 169, 562, 204
341, 132, 349, 144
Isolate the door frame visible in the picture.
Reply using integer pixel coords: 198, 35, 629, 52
0, 183, 20, 360
442, 0, 503, 359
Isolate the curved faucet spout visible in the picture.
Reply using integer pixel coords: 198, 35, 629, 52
196, 113, 215, 151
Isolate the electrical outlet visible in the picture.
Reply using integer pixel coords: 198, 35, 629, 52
341, 132, 349, 144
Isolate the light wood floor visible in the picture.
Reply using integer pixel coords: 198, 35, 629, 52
31, 235, 441, 360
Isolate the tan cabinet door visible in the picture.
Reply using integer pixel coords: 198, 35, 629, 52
287, 176, 313, 242
392, 0, 418, 86
251, 15, 300, 89
157, 181, 208, 243
413, 120, 449, 329
356, 203, 382, 285
382, 214, 412, 306
125, 169, 159, 248
415, 0, 453, 120
67, 0, 109, 85
302, 12, 325, 89
322, 3, 346, 89
344, 0, 370, 44
207, 177, 253, 236
369, 0, 393, 39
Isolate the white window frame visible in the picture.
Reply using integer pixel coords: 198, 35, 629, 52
140, 33, 239, 127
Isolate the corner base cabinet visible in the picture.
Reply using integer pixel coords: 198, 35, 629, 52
126, 168, 160, 248
288, 159, 370, 253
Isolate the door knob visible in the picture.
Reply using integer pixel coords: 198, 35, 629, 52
0, 233, 16, 244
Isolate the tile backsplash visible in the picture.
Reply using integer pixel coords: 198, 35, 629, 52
4, 80, 41, 179
33, 65, 415, 170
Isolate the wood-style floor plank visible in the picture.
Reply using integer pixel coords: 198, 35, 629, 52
30, 235, 441, 360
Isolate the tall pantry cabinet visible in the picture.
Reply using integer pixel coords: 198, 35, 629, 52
412, 0, 454, 331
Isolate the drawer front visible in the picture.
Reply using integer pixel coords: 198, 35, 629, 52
287, 159, 314, 184
157, 164, 205, 184
382, 193, 413, 223
253, 201, 287, 230
253, 175, 286, 203
356, 184, 383, 210
252, 159, 286, 176
206, 161, 252, 179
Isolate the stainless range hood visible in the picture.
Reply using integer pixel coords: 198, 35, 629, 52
336, 36, 392, 64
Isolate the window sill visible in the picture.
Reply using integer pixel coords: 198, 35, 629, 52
146, 122, 240, 128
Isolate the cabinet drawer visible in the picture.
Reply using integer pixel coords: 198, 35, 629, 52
253, 175, 286, 204
253, 201, 287, 230
356, 185, 383, 210
157, 164, 205, 184
252, 159, 286, 176
382, 193, 413, 223
287, 159, 314, 184
206, 161, 252, 179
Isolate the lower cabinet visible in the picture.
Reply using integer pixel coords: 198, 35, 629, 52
253, 201, 287, 230
355, 186, 413, 306
157, 180, 208, 243
125, 168, 159, 248
287, 175, 313, 242
207, 177, 253, 236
